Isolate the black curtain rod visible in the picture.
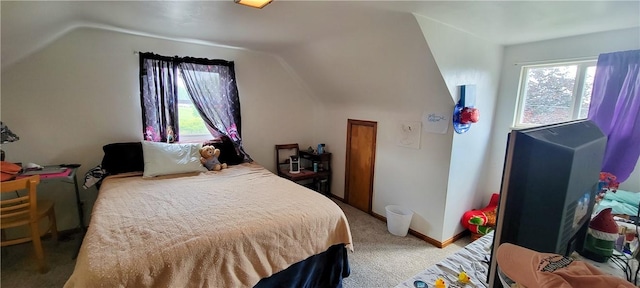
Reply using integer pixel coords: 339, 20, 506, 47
137, 51, 234, 66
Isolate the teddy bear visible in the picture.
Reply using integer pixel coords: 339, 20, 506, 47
199, 146, 228, 171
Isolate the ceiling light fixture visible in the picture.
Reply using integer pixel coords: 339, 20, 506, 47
234, 0, 272, 9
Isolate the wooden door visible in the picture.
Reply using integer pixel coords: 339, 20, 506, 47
345, 119, 377, 213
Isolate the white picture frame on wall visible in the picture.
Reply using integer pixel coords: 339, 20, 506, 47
397, 121, 421, 149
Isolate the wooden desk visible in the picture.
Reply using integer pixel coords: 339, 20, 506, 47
280, 168, 331, 195
276, 148, 332, 195
18, 165, 85, 258
18, 166, 84, 229
280, 169, 330, 181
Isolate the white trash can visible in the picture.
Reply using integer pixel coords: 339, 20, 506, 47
385, 205, 414, 237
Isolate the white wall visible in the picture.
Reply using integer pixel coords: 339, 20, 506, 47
415, 14, 504, 241
486, 28, 640, 197
1, 27, 318, 231
280, 11, 455, 241
620, 167, 640, 192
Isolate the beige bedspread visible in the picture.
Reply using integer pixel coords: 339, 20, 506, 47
64, 163, 352, 288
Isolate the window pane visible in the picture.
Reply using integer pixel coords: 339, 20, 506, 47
521, 65, 577, 125
177, 75, 209, 137
579, 66, 596, 119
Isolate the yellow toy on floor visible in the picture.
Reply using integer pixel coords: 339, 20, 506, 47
434, 278, 446, 288
458, 271, 471, 284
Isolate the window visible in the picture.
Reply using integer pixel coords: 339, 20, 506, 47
140, 53, 242, 145
176, 72, 210, 142
139, 52, 250, 161
514, 60, 597, 127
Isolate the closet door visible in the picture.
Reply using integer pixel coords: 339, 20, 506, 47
345, 119, 377, 213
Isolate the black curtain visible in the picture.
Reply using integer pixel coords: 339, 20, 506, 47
139, 53, 178, 143
179, 57, 251, 161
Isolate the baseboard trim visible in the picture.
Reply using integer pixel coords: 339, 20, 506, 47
329, 194, 345, 202
331, 196, 468, 247
442, 230, 470, 247
370, 212, 468, 248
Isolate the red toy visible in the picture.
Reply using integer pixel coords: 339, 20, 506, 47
460, 107, 479, 124
461, 193, 499, 240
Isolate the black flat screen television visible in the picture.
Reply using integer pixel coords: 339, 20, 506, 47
487, 119, 607, 287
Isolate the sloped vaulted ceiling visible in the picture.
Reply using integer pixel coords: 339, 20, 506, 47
3, 1, 639, 71
0, 1, 417, 70
2, 1, 639, 108
279, 9, 450, 108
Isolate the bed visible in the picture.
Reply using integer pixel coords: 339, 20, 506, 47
596, 189, 640, 217
65, 142, 353, 288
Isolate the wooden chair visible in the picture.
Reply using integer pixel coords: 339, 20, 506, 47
1, 175, 58, 273
275, 144, 299, 177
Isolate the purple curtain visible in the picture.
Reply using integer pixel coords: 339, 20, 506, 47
139, 53, 179, 143
588, 49, 640, 182
178, 59, 252, 162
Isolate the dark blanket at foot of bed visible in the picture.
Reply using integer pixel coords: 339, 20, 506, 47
255, 244, 350, 288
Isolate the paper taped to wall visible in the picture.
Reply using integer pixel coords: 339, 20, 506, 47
422, 111, 449, 134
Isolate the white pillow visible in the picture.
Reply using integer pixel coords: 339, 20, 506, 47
141, 141, 207, 178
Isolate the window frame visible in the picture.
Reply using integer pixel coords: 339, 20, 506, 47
513, 59, 597, 128
175, 70, 213, 142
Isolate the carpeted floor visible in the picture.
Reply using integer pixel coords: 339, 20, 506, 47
1, 233, 79, 288
0, 200, 470, 287
335, 200, 471, 287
